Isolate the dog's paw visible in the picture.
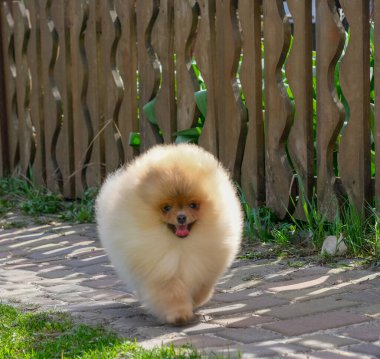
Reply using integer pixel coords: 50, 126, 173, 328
165, 307, 193, 326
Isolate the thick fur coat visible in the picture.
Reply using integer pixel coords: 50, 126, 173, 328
96, 144, 243, 324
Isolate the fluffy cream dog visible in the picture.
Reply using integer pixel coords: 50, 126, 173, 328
96, 144, 243, 324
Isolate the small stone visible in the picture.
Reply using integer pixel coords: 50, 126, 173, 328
321, 234, 347, 256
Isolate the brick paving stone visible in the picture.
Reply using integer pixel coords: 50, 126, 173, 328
290, 334, 359, 350
80, 288, 132, 301
39, 244, 92, 257
349, 343, 380, 357
181, 322, 222, 335
80, 276, 122, 289
352, 303, 380, 318
63, 301, 131, 312
82, 304, 144, 319
260, 275, 331, 292
216, 327, 282, 344
327, 270, 380, 285
336, 321, 380, 342
1, 288, 43, 299
262, 310, 370, 336
275, 283, 371, 302
203, 346, 241, 359
43, 283, 93, 294
239, 341, 309, 358
256, 296, 358, 319
66, 247, 105, 258
213, 289, 264, 303
38, 268, 81, 279
64, 254, 109, 268
170, 334, 235, 349
199, 294, 287, 317
22, 296, 66, 307
341, 288, 380, 304
74, 263, 114, 276
109, 315, 159, 330
211, 314, 274, 328
287, 349, 371, 359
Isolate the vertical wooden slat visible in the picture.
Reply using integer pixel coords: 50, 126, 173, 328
0, 1, 10, 177
152, 0, 176, 142
375, 0, 380, 204
39, 0, 66, 194
115, 0, 138, 162
54, 1, 74, 197
0, 2, 15, 173
136, 0, 161, 152
26, 0, 45, 185
83, 0, 101, 188
263, 0, 293, 218
174, 0, 200, 131
95, 0, 106, 181
316, 0, 346, 220
13, 1, 34, 177
67, 0, 90, 196
195, 0, 218, 156
286, 0, 314, 219
240, 0, 265, 208
39, 0, 57, 191
100, 0, 125, 173
338, 0, 371, 212
215, 0, 247, 182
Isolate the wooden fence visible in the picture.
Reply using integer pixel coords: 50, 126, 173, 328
0, 0, 376, 220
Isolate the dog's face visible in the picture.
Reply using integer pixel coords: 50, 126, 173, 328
136, 165, 210, 239
159, 196, 201, 238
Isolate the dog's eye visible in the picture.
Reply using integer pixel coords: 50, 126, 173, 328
162, 205, 172, 213
189, 202, 199, 210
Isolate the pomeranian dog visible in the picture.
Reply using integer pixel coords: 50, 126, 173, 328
96, 144, 243, 325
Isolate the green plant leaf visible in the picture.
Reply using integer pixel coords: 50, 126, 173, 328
142, 98, 158, 126
174, 127, 201, 138
128, 132, 140, 147
194, 90, 207, 118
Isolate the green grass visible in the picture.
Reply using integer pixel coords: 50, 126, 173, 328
0, 177, 97, 224
0, 304, 206, 359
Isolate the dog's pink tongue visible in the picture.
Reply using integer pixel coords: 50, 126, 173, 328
176, 225, 190, 237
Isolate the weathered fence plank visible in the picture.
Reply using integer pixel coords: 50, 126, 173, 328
240, 0, 265, 208
40, 0, 74, 196
263, 0, 294, 219
0, 2, 17, 172
115, 0, 138, 162
195, 0, 218, 156
152, 0, 176, 143
174, 0, 200, 132
67, 0, 92, 196
13, 1, 34, 177
136, 0, 161, 151
286, 0, 314, 220
316, 0, 346, 220
338, 0, 371, 213
99, 0, 125, 174
26, 0, 45, 185
81, 0, 102, 189
215, 0, 247, 182
0, 1, 10, 176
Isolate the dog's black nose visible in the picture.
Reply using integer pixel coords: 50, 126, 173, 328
177, 214, 187, 224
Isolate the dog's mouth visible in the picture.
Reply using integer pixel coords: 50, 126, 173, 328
167, 222, 195, 238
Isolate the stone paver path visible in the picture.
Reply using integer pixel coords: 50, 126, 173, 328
1, 220, 380, 358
